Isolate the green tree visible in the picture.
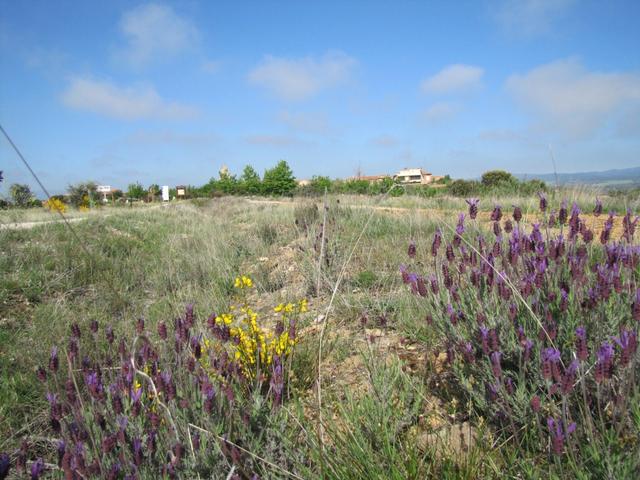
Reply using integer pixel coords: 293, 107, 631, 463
262, 160, 296, 196
68, 181, 98, 208
240, 165, 261, 195
127, 182, 146, 200
309, 175, 333, 194
217, 171, 238, 195
9, 183, 35, 207
481, 170, 516, 188
148, 184, 160, 200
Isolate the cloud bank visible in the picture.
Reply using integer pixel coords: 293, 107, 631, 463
421, 64, 484, 94
61, 77, 197, 120
248, 51, 357, 101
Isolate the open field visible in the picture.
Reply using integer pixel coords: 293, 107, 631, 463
1, 193, 639, 478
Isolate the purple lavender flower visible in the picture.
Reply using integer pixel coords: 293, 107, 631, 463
512, 205, 522, 223
504, 219, 513, 234
478, 326, 490, 355
30, 458, 45, 480
466, 198, 479, 219
416, 276, 427, 297
490, 351, 502, 378
105, 325, 115, 344
407, 241, 416, 258
530, 395, 541, 412
600, 211, 615, 244
490, 204, 502, 222
538, 192, 547, 213
541, 347, 561, 381
633, 288, 640, 322
485, 382, 499, 402
575, 327, 588, 361
622, 209, 639, 242
84, 371, 104, 399
493, 221, 501, 237
593, 197, 603, 217
547, 417, 576, 455
614, 329, 638, 367
0, 452, 10, 479
136, 317, 145, 334
90, 320, 99, 334
560, 360, 579, 395
431, 228, 442, 257
558, 199, 568, 225
595, 342, 614, 383
49, 346, 59, 373
132, 437, 144, 466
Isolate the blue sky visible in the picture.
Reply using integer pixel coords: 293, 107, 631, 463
1, 0, 639, 194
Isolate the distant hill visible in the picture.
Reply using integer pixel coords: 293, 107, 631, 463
515, 167, 640, 190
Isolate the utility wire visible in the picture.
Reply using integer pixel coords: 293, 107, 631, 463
0, 123, 129, 313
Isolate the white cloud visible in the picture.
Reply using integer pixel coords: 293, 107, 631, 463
506, 58, 640, 137
493, 0, 577, 37
421, 64, 484, 94
61, 77, 197, 120
422, 102, 460, 122
117, 3, 199, 67
277, 111, 330, 134
248, 51, 357, 101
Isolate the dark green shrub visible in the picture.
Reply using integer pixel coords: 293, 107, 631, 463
448, 179, 480, 197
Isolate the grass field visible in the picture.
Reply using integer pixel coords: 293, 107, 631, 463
1, 193, 639, 478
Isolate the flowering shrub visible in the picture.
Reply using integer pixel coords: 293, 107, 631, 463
44, 197, 67, 213
401, 198, 640, 473
2, 275, 305, 478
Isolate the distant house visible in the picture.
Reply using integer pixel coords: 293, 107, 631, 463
297, 179, 311, 187
357, 174, 390, 183
393, 168, 434, 185
96, 185, 121, 202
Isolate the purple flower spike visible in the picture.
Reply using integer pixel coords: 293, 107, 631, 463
49, 346, 59, 373
490, 204, 502, 222
595, 342, 615, 383
547, 417, 576, 455
512, 205, 522, 223
0, 452, 10, 478
431, 228, 442, 257
593, 198, 603, 217
30, 458, 45, 480
633, 288, 640, 322
538, 192, 547, 213
541, 347, 561, 381
575, 327, 588, 361
407, 241, 416, 258
466, 198, 479, 219
614, 329, 638, 367
490, 351, 502, 378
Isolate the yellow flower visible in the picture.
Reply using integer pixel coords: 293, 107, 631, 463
274, 303, 284, 313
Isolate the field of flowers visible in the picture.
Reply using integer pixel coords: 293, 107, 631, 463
0, 192, 638, 478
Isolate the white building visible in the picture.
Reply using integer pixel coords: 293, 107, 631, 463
393, 168, 434, 185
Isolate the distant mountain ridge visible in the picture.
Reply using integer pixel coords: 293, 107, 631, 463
515, 166, 640, 189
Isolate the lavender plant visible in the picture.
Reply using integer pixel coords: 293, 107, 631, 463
3, 277, 305, 479
401, 198, 640, 475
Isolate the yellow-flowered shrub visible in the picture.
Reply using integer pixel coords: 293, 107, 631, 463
204, 275, 306, 381
44, 197, 67, 213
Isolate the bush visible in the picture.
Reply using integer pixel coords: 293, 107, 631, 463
481, 170, 516, 188
448, 179, 480, 197
400, 199, 640, 475
262, 160, 296, 196
9, 183, 36, 208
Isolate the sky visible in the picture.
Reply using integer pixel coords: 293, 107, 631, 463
1, 0, 639, 195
